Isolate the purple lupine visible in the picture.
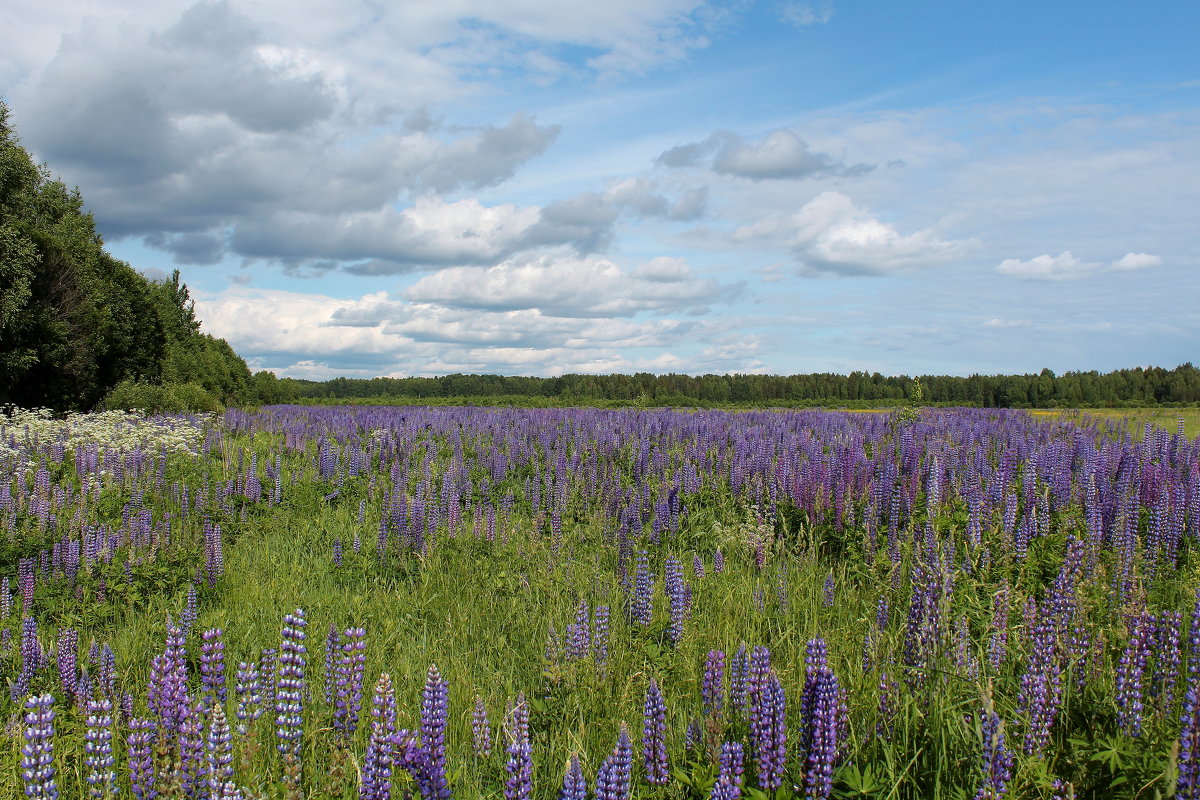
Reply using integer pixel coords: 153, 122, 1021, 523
260, 647, 278, 710
711, 741, 745, 800
702, 650, 726, 715
127, 717, 157, 800
206, 701, 235, 796
204, 521, 223, 587
1153, 611, 1183, 710
200, 628, 227, 705
665, 555, 690, 644
56, 627, 78, 702
559, 754, 587, 800
276, 609, 308, 798
713, 548, 725, 574
504, 696, 533, 800
234, 661, 263, 736
472, 696, 493, 758
631, 551, 654, 626
975, 709, 1014, 800
18, 556, 35, 611
22, 693, 58, 800
643, 678, 670, 786
823, 574, 835, 607
800, 638, 845, 800
1116, 614, 1152, 737
565, 599, 590, 662
750, 671, 787, 792
693, 553, 706, 579
325, 624, 342, 706
84, 696, 115, 799
179, 698, 208, 799
360, 673, 397, 800
876, 671, 897, 740
595, 723, 633, 800
592, 605, 610, 667
730, 645, 749, 715
180, 584, 198, 638
335, 627, 368, 741
420, 663, 451, 800
1179, 678, 1200, 800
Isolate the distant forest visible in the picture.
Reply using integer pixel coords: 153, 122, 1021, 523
292, 363, 1200, 409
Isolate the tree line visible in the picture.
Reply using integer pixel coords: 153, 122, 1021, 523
0, 102, 289, 413
291, 364, 1200, 408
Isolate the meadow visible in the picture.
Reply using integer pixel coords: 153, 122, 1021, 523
2, 403, 1199, 799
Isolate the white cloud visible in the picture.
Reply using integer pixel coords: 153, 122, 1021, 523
736, 191, 969, 276
402, 253, 728, 317
658, 129, 872, 180
995, 251, 1098, 281
780, 2, 833, 28
1109, 252, 1162, 271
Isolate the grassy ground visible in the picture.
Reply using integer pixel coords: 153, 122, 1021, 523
1033, 407, 1200, 439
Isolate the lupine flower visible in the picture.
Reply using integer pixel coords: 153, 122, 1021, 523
565, 599, 590, 661
22, 693, 57, 800
360, 673, 397, 800
713, 548, 725, 574
84, 696, 115, 799
56, 627, 78, 703
592, 605, 610, 667
206, 701, 235, 795
127, 717, 157, 800
823, 574, 835, 607
473, 696, 493, 757
595, 723, 633, 800
325, 624, 342, 706
559, 754, 587, 800
631, 551, 654, 626
711, 741, 745, 800
504, 696, 533, 800
234, 662, 262, 736
643, 678, 670, 786
1116, 614, 1152, 737
201, 628, 227, 705
730, 645, 749, 715
420, 664, 451, 800
702, 650, 726, 715
335, 627, 368, 741
179, 699, 208, 799
276, 609, 307, 798
1179, 677, 1200, 800
975, 708, 1014, 800
800, 638, 845, 800
750, 670, 786, 792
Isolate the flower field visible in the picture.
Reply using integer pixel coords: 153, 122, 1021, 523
2, 404, 1199, 799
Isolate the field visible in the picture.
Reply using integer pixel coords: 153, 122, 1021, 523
2, 404, 1200, 799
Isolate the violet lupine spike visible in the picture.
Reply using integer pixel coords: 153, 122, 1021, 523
800, 638, 844, 800
22, 693, 58, 800
127, 717, 157, 800
642, 678, 670, 786
179, 698, 208, 799
84, 696, 115, 799
334, 627, 368, 741
206, 701, 235, 797
823, 574, 835, 607
1179, 677, 1200, 800
592, 605, 610, 668
595, 722, 633, 800
713, 548, 725, 574
180, 584, 198, 639
630, 551, 654, 626
325, 624, 341, 707
360, 673, 398, 800
200, 628, 227, 705
56, 627, 78, 703
420, 663, 451, 800
730, 645, 749, 715
702, 650, 726, 715
974, 709, 1014, 800
234, 661, 263, 735
504, 696, 533, 800
559, 754, 587, 800
711, 740, 745, 800
750, 670, 786, 793
566, 599, 590, 661
276, 609, 308, 798
1116, 613, 1152, 737
472, 695, 493, 757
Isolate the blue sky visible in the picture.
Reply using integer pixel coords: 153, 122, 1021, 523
3, 0, 1196, 379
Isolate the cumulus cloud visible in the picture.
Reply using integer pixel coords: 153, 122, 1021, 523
995, 251, 1099, 281
402, 253, 729, 317
1110, 252, 1162, 271
736, 191, 969, 276
12, 2, 561, 269
779, 1, 834, 28
657, 129, 872, 180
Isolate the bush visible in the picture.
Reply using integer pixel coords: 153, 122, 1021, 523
99, 380, 223, 414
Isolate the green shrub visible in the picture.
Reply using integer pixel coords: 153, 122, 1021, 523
99, 380, 223, 414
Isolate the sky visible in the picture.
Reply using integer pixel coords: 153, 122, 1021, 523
2, 0, 1197, 380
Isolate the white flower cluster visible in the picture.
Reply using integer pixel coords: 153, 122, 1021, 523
0, 406, 217, 474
